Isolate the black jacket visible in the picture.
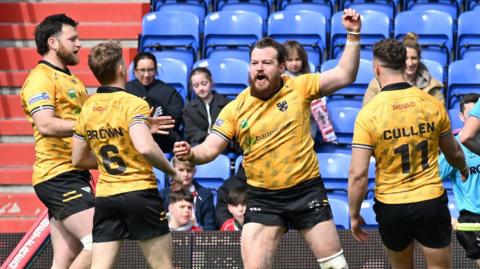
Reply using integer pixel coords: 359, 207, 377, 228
215, 165, 247, 227
182, 91, 229, 146
126, 79, 184, 153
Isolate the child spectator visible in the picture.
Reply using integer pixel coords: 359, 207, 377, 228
220, 186, 247, 231
168, 189, 202, 231
160, 157, 216, 230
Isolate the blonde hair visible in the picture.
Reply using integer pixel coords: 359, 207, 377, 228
88, 41, 123, 84
402, 32, 421, 58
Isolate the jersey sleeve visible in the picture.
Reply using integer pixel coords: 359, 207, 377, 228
352, 109, 373, 150
73, 111, 86, 140
469, 100, 480, 119
211, 100, 237, 142
21, 72, 56, 116
127, 98, 151, 128
294, 73, 322, 100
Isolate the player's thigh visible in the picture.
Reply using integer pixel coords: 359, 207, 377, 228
50, 218, 82, 267
384, 241, 415, 269
420, 243, 452, 269
241, 223, 285, 268
299, 219, 342, 259
138, 233, 173, 269
91, 241, 123, 269
62, 207, 94, 239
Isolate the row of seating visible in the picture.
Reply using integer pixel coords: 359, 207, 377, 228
140, 9, 479, 73
152, 0, 478, 21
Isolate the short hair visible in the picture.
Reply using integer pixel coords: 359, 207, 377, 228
460, 93, 480, 114
227, 186, 247, 206
133, 52, 157, 70
189, 67, 213, 89
34, 14, 78, 56
402, 32, 422, 59
283, 40, 310, 74
373, 38, 407, 71
172, 156, 195, 169
88, 41, 123, 85
250, 37, 287, 64
169, 188, 194, 204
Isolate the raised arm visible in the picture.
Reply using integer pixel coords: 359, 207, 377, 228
173, 133, 229, 165
319, 8, 361, 96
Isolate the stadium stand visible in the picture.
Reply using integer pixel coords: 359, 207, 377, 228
457, 11, 480, 60
447, 60, 480, 109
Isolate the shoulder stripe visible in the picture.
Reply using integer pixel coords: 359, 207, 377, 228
440, 130, 451, 137
212, 130, 230, 143
352, 143, 373, 150
73, 133, 85, 140
30, 105, 54, 116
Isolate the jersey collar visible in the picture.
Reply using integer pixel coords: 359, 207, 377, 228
39, 60, 71, 76
97, 86, 125, 93
381, 82, 411, 92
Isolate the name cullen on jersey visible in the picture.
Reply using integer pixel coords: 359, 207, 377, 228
86, 127, 124, 140
383, 122, 435, 140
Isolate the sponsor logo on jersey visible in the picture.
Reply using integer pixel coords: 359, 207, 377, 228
68, 89, 77, 99
277, 100, 288, 112
240, 119, 248, 129
28, 92, 50, 105
214, 118, 224, 127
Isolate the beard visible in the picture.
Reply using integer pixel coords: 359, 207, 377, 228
249, 72, 283, 100
56, 43, 79, 66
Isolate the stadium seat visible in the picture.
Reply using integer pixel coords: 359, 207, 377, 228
235, 155, 243, 174
153, 56, 189, 102
447, 192, 459, 219
343, 0, 398, 20
216, 0, 272, 22
447, 60, 480, 109
330, 10, 390, 60
360, 198, 378, 227
328, 193, 350, 229
140, 11, 200, 70
448, 108, 463, 131
422, 59, 444, 84
321, 59, 373, 107
203, 11, 263, 62
457, 11, 480, 60
394, 10, 453, 68
268, 10, 326, 70
317, 152, 351, 191
279, 0, 333, 22
194, 58, 249, 99
467, 0, 480, 10
406, 0, 460, 19
153, 0, 208, 32
326, 105, 360, 145
194, 154, 231, 190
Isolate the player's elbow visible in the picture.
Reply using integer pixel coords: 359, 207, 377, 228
36, 123, 54, 136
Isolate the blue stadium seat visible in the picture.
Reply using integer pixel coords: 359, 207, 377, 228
457, 11, 480, 60
194, 154, 232, 190
467, 0, 480, 10
326, 105, 360, 145
268, 10, 326, 70
394, 10, 453, 68
279, 0, 333, 23
406, 0, 460, 19
321, 59, 373, 107
140, 11, 200, 70
151, 56, 189, 103
317, 152, 351, 191
235, 155, 243, 174
331, 10, 390, 60
447, 60, 480, 109
447, 192, 459, 219
194, 58, 249, 99
360, 198, 378, 227
328, 193, 350, 229
153, 0, 208, 32
448, 108, 463, 131
216, 0, 272, 22
204, 11, 263, 62
422, 59, 444, 84
343, 0, 398, 20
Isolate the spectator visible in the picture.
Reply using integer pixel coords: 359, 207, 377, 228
215, 166, 247, 228
168, 189, 202, 231
183, 67, 240, 153
126, 52, 184, 153
160, 157, 216, 231
363, 32, 445, 106
283, 40, 337, 143
220, 186, 247, 231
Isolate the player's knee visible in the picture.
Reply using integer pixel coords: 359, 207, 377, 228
80, 234, 93, 250
317, 249, 348, 269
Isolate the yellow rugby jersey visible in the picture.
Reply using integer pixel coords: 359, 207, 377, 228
74, 86, 157, 197
20, 61, 89, 185
212, 73, 324, 190
353, 82, 451, 204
